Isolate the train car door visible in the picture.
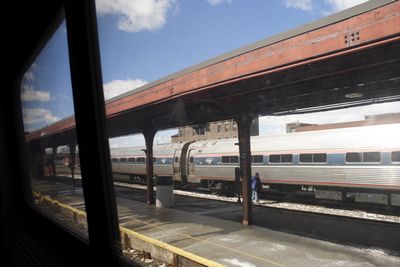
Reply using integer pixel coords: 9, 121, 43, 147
187, 149, 195, 182
173, 149, 182, 181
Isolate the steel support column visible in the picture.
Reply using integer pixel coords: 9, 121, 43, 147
143, 129, 157, 205
52, 146, 57, 177
235, 114, 254, 225
69, 142, 76, 194
36, 146, 45, 179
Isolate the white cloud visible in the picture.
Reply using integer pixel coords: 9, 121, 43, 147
109, 128, 177, 148
23, 63, 37, 81
109, 134, 145, 148
22, 108, 60, 126
324, 0, 368, 13
259, 102, 400, 136
21, 85, 51, 102
103, 79, 147, 100
96, 0, 176, 32
284, 0, 313, 11
207, 0, 232, 6
282, 0, 369, 14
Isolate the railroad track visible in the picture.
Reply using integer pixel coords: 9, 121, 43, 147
113, 181, 400, 224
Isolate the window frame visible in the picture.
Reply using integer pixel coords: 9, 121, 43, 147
299, 153, 327, 164
391, 151, 400, 163
269, 154, 293, 164
345, 151, 382, 164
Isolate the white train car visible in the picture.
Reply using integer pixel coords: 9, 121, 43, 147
111, 124, 400, 206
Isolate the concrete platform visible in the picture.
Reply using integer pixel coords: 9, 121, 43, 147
33, 179, 400, 267
117, 198, 400, 267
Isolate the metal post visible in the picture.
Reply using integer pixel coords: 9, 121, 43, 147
69, 142, 76, 194
52, 146, 57, 177
37, 145, 46, 179
235, 114, 254, 225
143, 129, 156, 205
37, 145, 45, 179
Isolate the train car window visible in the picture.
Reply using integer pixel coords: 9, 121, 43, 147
136, 157, 145, 163
346, 152, 362, 162
391, 151, 400, 162
128, 157, 135, 163
222, 156, 230, 163
175, 157, 179, 163
153, 157, 157, 162
269, 154, 281, 163
112, 158, 118, 162
190, 157, 194, 163
281, 154, 293, 163
363, 152, 381, 163
252, 155, 263, 163
313, 153, 327, 163
120, 158, 127, 163
299, 154, 313, 163
230, 156, 239, 163
21, 20, 88, 239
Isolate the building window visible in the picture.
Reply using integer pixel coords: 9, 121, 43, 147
225, 122, 229, 132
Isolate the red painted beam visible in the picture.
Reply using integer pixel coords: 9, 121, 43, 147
26, 1, 400, 142
105, 2, 400, 116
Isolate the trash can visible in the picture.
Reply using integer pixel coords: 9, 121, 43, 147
156, 176, 174, 208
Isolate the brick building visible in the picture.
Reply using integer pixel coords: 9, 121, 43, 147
171, 117, 259, 143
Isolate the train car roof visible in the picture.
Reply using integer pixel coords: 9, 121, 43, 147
192, 123, 400, 155
110, 124, 400, 156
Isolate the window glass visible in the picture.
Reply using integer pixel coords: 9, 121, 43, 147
299, 154, 313, 163
120, 158, 127, 163
363, 152, 380, 163
252, 155, 263, 163
313, 153, 327, 163
221, 156, 230, 163
230, 156, 239, 163
269, 154, 280, 163
392, 151, 400, 162
21, 20, 88, 238
281, 154, 293, 163
94, 1, 400, 264
128, 157, 135, 163
346, 152, 362, 162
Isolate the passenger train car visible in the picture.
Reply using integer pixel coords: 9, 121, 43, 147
111, 124, 400, 206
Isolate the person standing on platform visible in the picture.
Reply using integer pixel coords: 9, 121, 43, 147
251, 172, 262, 204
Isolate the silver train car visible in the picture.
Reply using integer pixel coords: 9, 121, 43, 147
111, 124, 400, 206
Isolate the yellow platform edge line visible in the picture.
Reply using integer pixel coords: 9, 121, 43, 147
32, 191, 224, 267
120, 226, 224, 267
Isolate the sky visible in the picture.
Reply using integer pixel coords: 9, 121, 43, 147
20, 0, 400, 147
